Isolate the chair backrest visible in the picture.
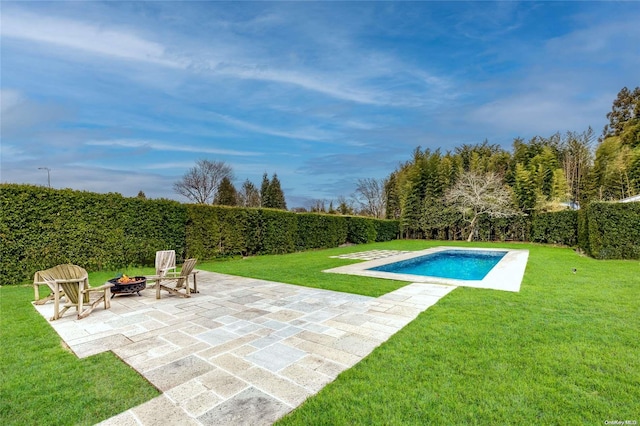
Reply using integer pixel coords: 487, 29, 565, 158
177, 258, 197, 286
38, 270, 88, 304
180, 258, 197, 276
34, 264, 88, 284
155, 250, 176, 277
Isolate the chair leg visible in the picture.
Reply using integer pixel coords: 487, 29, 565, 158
52, 282, 61, 320
77, 294, 84, 320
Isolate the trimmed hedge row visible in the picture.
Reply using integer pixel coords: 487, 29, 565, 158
1, 184, 400, 284
1, 184, 187, 285
579, 202, 640, 259
184, 206, 400, 259
531, 211, 579, 246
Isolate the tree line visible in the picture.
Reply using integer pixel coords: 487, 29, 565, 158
172, 86, 639, 229
377, 86, 639, 238
174, 160, 287, 210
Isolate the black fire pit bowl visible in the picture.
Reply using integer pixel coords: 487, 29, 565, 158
109, 277, 147, 298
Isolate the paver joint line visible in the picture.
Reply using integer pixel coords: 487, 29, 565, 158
32, 269, 454, 426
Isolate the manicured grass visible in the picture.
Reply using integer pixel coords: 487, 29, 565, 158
274, 242, 639, 425
0, 267, 159, 426
200, 241, 639, 424
2, 242, 638, 424
198, 242, 429, 297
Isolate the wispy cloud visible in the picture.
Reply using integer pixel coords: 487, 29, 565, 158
86, 139, 263, 157
2, 2, 637, 203
208, 112, 339, 142
2, 6, 455, 109
0, 10, 184, 68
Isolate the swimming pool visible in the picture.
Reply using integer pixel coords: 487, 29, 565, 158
324, 246, 529, 292
369, 249, 507, 281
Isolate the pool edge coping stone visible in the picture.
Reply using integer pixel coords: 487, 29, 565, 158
323, 246, 529, 293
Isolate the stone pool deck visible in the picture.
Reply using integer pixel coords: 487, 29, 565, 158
33, 270, 455, 425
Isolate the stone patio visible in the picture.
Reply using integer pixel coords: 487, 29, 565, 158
33, 269, 456, 425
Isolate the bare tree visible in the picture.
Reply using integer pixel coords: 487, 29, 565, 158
174, 159, 233, 204
353, 177, 387, 218
445, 171, 518, 242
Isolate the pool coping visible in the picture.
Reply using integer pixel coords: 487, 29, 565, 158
324, 246, 529, 292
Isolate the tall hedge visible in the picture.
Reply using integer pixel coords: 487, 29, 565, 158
475, 215, 531, 242
374, 219, 401, 241
185, 208, 398, 257
582, 202, 640, 259
577, 209, 590, 255
185, 205, 248, 260
531, 211, 578, 246
248, 208, 298, 255
0, 184, 400, 284
0, 184, 187, 285
296, 213, 348, 251
345, 216, 376, 244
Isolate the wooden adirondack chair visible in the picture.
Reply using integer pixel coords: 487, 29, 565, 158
146, 250, 177, 289
156, 258, 197, 299
155, 250, 176, 276
38, 266, 113, 320
33, 264, 88, 305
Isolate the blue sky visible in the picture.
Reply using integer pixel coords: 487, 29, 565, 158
1, 1, 639, 208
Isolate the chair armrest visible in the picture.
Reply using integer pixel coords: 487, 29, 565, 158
54, 277, 87, 284
84, 283, 114, 293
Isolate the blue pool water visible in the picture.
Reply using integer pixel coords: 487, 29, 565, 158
369, 250, 506, 280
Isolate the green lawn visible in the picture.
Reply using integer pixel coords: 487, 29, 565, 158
200, 241, 640, 425
0, 267, 159, 426
1, 242, 638, 425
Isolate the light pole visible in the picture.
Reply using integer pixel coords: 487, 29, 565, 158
38, 167, 51, 188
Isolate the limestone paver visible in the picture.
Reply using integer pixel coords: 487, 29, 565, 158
32, 270, 456, 425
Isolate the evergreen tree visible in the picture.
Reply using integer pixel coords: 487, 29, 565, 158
589, 137, 636, 200
214, 176, 238, 206
384, 172, 401, 219
336, 196, 354, 215
602, 86, 640, 144
550, 168, 571, 203
328, 201, 336, 214
260, 173, 271, 208
513, 163, 537, 213
267, 173, 287, 210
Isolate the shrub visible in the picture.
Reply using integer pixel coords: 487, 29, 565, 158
0, 184, 186, 285
296, 213, 348, 250
584, 202, 640, 259
474, 214, 531, 242
346, 216, 378, 244
253, 209, 297, 254
374, 219, 401, 242
531, 211, 578, 246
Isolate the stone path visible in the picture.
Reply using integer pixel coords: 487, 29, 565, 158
33, 270, 455, 425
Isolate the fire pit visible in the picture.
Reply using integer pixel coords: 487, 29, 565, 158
109, 275, 146, 298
